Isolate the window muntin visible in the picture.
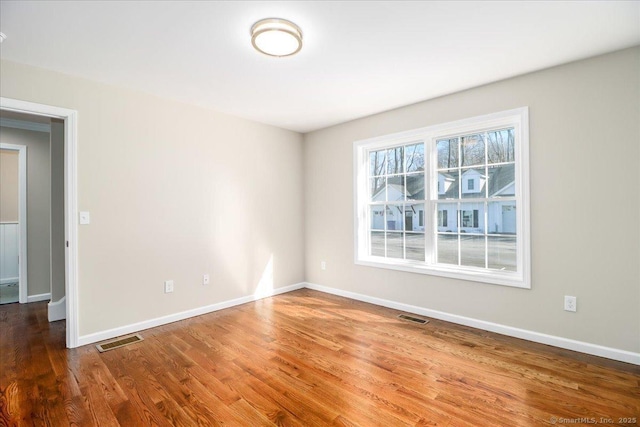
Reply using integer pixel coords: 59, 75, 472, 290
355, 108, 529, 288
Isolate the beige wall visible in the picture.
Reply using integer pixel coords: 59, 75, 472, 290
0, 126, 52, 297
304, 47, 640, 353
50, 120, 65, 302
0, 149, 19, 222
0, 59, 305, 336
2, 49, 637, 354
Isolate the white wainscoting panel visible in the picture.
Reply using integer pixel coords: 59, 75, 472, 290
0, 223, 19, 284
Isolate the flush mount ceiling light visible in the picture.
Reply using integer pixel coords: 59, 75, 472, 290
251, 18, 302, 57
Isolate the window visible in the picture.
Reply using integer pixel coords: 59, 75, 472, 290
438, 210, 448, 227
354, 108, 530, 288
461, 210, 479, 228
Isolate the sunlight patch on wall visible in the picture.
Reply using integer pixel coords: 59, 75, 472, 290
254, 254, 274, 298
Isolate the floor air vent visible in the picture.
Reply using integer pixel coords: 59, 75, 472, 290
398, 314, 429, 324
96, 334, 144, 352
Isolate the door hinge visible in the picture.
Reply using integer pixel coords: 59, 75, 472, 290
66, 241, 69, 248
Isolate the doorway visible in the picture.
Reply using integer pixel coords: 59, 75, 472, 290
0, 144, 26, 304
405, 210, 413, 231
0, 97, 79, 348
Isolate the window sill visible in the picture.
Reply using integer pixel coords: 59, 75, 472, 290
355, 256, 530, 289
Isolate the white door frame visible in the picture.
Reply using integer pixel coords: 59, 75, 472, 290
1, 97, 79, 348
0, 143, 27, 303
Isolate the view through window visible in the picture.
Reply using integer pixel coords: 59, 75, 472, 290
354, 108, 530, 288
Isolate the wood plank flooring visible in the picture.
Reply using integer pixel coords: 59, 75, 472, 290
1, 289, 638, 426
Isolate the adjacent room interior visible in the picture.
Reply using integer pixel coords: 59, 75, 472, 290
0, 1, 638, 425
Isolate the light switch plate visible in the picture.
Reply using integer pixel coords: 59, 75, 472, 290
79, 211, 90, 225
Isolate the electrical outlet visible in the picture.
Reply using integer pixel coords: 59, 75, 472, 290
564, 295, 576, 312
164, 280, 174, 293
321, 261, 326, 270
203, 274, 210, 285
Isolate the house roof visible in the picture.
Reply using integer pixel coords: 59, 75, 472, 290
439, 164, 515, 199
371, 164, 514, 202
371, 175, 425, 202
406, 175, 425, 200
488, 164, 516, 197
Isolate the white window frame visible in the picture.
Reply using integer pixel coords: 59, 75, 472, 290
353, 107, 530, 288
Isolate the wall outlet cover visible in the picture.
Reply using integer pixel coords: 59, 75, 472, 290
164, 280, 174, 293
564, 295, 576, 312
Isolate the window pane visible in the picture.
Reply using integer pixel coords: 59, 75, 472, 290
370, 150, 386, 176
488, 201, 516, 234
386, 232, 404, 259
437, 138, 458, 169
488, 164, 515, 197
370, 177, 386, 202
386, 204, 404, 231
460, 202, 484, 234
406, 233, 425, 261
461, 134, 485, 167
436, 203, 457, 232
461, 235, 485, 268
406, 174, 424, 201
370, 205, 385, 231
487, 128, 515, 164
437, 234, 458, 265
461, 168, 486, 198
437, 170, 459, 200
405, 143, 425, 172
370, 230, 385, 256
386, 176, 405, 201
488, 236, 516, 271
387, 146, 404, 174
404, 203, 424, 232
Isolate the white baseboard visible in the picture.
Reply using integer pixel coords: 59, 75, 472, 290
304, 282, 640, 366
48, 296, 66, 322
77, 283, 306, 347
0, 277, 19, 285
74, 280, 639, 366
27, 292, 51, 303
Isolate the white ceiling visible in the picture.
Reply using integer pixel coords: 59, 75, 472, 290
1, 1, 638, 133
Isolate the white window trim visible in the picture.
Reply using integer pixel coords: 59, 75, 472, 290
353, 107, 530, 289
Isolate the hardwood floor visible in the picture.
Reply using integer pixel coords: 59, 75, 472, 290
1, 289, 638, 426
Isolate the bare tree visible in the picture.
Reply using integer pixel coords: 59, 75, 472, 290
487, 129, 515, 164
438, 129, 515, 169
370, 150, 386, 197
405, 144, 425, 172
438, 138, 459, 169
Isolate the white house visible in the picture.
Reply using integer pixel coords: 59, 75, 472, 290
371, 165, 515, 234
437, 164, 516, 234
371, 176, 425, 232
